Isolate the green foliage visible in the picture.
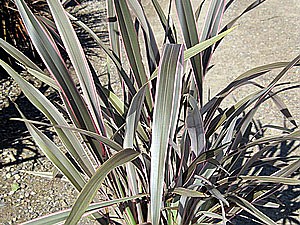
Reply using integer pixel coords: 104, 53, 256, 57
1, 0, 300, 224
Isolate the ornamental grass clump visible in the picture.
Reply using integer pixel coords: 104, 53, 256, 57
1, 0, 300, 224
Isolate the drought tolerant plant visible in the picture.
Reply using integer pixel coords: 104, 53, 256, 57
1, 0, 300, 224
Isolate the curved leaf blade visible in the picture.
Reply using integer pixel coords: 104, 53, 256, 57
65, 149, 140, 225
0, 59, 95, 177
228, 195, 277, 225
150, 44, 184, 225
20, 194, 147, 225
46, 0, 105, 135
0, 38, 42, 72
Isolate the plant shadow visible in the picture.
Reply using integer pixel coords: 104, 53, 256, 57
0, 92, 55, 169
232, 138, 300, 224
70, 0, 109, 56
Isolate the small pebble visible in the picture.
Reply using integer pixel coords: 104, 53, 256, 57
14, 174, 21, 180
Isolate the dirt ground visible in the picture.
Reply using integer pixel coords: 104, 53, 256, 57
0, 0, 300, 224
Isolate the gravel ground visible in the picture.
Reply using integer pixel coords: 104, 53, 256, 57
0, 0, 300, 224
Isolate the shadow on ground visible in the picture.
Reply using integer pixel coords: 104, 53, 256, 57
232, 140, 300, 224
0, 92, 53, 169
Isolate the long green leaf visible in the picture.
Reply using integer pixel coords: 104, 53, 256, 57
128, 0, 159, 71
0, 38, 42, 72
150, 44, 184, 225
19, 170, 68, 181
124, 86, 146, 149
0, 37, 58, 89
200, 0, 225, 42
15, 0, 103, 160
149, 27, 235, 81
11, 118, 123, 152
151, 0, 176, 43
65, 149, 140, 224
273, 158, 300, 177
114, 0, 152, 110
175, 0, 203, 103
17, 111, 86, 191
200, 0, 225, 73
186, 96, 206, 157
218, 62, 289, 97
67, 12, 136, 97
173, 187, 207, 198
240, 176, 300, 185
228, 195, 277, 225
20, 194, 147, 225
124, 86, 147, 224
46, 0, 106, 136
26, 67, 59, 90
107, 0, 120, 58
0, 59, 95, 177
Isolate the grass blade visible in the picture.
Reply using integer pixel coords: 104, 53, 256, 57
0, 38, 42, 72
114, 0, 152, 109
240, 176, 300, 185
20, 194, 147, 225
46, 0, 106, 136
0, 59, 95, 177
175, 0, 203, 103
228, 195, 277, 225
65, 149, 140, 225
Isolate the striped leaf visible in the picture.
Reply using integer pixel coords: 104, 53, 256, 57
124, 86, 146, 223
114, 0, 152, 110
149, 27, 235, 81
12, 118, 124, 152
175, 0, 203, 103
67, 12, 136, 96
16, 0, 106, 162
150, 44, 184, 225
65, 149, 139, 224
15, 108, 86, 191
128, 0, 159, 72
228, 195, 277, 225
0, 60, 95, 176
46, 0, 106, 136
20, 194, 147, 225
200, 0, 225, 72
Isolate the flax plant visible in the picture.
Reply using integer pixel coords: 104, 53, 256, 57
1, 0, 300, 224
